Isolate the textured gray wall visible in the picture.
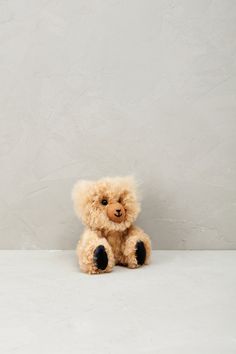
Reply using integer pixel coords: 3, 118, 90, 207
0, 0, 236, 249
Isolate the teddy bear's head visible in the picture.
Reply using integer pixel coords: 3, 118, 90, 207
72, 176, 140, 232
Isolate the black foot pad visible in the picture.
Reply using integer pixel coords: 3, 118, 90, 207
94, 245, 108, 270
135, 241, 146, 265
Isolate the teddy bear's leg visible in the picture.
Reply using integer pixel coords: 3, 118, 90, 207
76, 231, 115, 274
122, 226, 151, 268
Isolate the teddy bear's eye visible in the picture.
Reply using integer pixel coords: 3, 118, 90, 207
101, 199, 108, 206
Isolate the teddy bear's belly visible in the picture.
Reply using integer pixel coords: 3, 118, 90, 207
106, 231, 125, 264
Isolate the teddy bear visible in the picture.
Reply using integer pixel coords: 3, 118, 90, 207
72, 176, 151, 274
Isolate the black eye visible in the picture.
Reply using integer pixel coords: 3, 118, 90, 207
101, 199, 108, 206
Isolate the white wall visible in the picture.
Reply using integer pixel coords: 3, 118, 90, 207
0, 0, 236, 249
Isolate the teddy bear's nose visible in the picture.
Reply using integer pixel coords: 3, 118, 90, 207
107, 203, 125, 223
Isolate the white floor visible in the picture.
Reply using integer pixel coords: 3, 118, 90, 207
0, 251, 236, 354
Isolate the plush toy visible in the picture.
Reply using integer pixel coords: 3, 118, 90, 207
72, 176, 151, 274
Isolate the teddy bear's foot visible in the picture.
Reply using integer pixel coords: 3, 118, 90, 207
122, 230, 151, 269
76, 236, 115, 274
135, 241, 146, 265
94, 245, 108, 270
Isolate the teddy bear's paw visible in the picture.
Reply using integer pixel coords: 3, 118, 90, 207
77, 238, 115, 274
94, 245, 108, 271
123, 233, 151, 269
135, 241, 146, 265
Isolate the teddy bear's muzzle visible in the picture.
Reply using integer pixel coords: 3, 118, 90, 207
107, 202, 125, 223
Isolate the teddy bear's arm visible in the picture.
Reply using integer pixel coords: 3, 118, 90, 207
76, 229, 115, 274
122, 226, 152, 268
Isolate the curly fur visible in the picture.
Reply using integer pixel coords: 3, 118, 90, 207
72, 176, 151, 274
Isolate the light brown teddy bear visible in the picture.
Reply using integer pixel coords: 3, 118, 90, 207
72, 176, 151, 274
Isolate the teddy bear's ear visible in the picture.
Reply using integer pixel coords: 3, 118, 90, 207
122, 175, 138, 190
71, 180, 94, 203
72, 180, 95, 220
122, 176, 141, 199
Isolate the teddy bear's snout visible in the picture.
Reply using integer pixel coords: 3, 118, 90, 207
107, 203, 125, 223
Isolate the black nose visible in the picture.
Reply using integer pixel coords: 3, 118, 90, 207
116, 209, 121, 213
